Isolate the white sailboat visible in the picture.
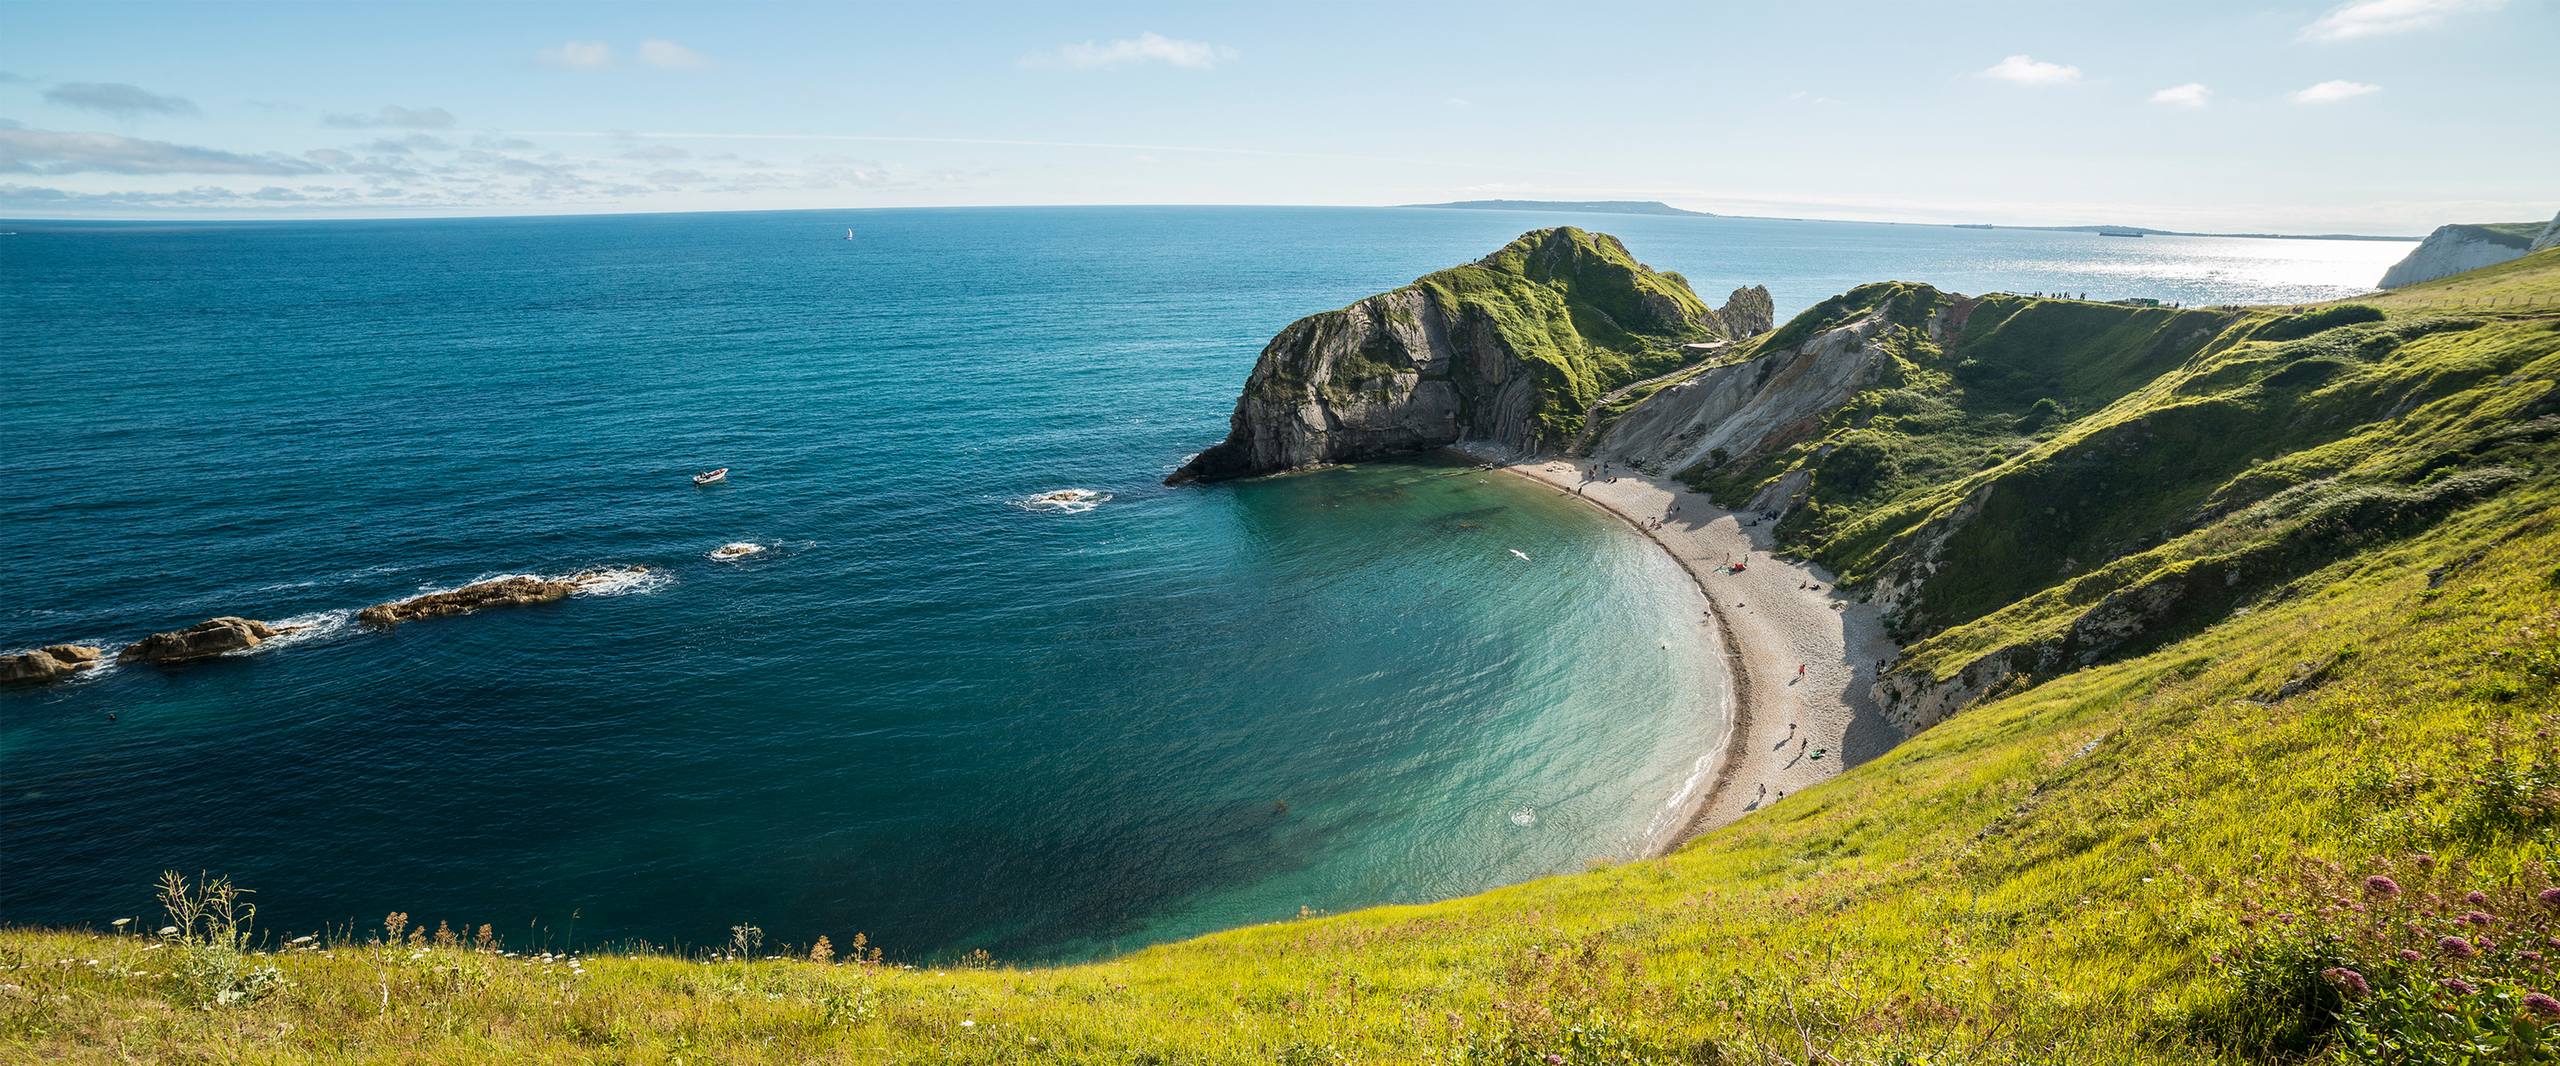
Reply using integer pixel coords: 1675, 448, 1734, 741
844, 227, 856, 241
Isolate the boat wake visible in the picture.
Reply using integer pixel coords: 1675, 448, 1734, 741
1016, 488, 1112, 514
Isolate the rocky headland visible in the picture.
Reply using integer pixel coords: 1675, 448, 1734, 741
1167, 227, 1770, 483
2378, 217, 2551, 288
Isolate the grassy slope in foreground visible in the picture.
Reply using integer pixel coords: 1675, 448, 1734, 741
8, 256, 2560, 1065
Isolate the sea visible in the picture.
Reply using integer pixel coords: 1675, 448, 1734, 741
0, 206, 2409, 960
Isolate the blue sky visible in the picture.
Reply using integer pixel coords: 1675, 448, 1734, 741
2, 0, 2551, 231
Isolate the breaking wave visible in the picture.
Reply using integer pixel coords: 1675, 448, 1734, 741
1016, 488, 1111, 514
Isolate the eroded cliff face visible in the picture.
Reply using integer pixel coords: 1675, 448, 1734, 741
1589, 288, 1969, 491
2378, 222, 2540, 288
1168, 228, 1756, 483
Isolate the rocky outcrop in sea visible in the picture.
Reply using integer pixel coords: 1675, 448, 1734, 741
357, 568, 649, 627
118, 617, 291, 664
2, 644, 103, 684
1167, 228, 1769, 483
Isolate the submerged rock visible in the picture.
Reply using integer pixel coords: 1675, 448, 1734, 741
356, 568, 647, 628
1168, 228, 1766, 484
117, 617, 285, 664
2, 644, 103, 684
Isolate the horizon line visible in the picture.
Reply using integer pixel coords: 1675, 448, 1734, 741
0, 202, 2430, 241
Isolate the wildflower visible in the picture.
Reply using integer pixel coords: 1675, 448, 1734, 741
2541, 888, 2560, 910
1545, 1056, 1566, 1065
2526, 993, 2560, 1018
959, 1019, 976, 1029
2323, 967, 2371, 996
2416, 854, 2435, 869
2466, 910, 2497, 927
2467, 890, 2492, 906
2441, 936, 2479, 959
2442, 978, 2478, 995
2525, 951, 2546, 963
2400, 949, 2424, 962
2365, 875, 2403, 898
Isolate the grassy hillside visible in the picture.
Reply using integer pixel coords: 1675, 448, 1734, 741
1412, 227, 1717, 441
1689, 252, 2560, 698
8, 255, 2558, 1065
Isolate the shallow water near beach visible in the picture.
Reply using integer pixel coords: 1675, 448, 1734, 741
0, 206, 2403, 959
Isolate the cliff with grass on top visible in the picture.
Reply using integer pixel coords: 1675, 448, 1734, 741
1166, 227, 1770, 483
2378, 217, 2553, 288
1588, 250, 2560, 738
8, 246, 2560, 1066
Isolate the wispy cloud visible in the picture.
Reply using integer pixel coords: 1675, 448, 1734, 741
43, 82, 201, 118
638, 40, 706, 69
1979, 55, 2081, 86
1029, 32, 1236, 70
2291, 79, 2381, 104
2149, 83, 2212, 108
0, 71, 30, 85
0, 127, 322, 175
2300, 0, 2504, 42
322, 105, 457, 129
540, 41, 613, 69
361, 134, 453, 155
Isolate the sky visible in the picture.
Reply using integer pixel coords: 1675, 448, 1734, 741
1, 0, 2552, 233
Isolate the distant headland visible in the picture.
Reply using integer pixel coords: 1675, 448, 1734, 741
1394, 199, 2415, 241
1400, 199, 1716, 217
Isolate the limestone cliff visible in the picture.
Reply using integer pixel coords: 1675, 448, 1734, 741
2536, 210, 2560, 253
1167, 228, 1761, 483
2378, 220, 2544, 288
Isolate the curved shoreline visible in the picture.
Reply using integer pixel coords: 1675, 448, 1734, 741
1453, 445, 1903, 852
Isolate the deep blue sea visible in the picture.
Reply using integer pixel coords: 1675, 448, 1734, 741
0, 206, 2407, 959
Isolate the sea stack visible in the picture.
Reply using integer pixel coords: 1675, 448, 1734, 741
1167, 228, 1769, 483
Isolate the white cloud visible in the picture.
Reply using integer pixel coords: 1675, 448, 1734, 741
0, 127, 323, 175
2149, 83, 2211, 108
322, 105, 456, 129
44, 82, 200, 118
2291, 79, 2381, 104
540, 41, 612, 69
2300, 0, 2504, 42
638, 40, 706, 69
1031, 32, 1236, 70
1980, 55, 2081, 86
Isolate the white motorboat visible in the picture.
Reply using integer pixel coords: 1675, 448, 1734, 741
693, 468, 728, 486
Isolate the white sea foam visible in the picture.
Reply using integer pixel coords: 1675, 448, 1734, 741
567, 566, 671, 597
1509, 806, 1537, 828
1016, 488, 1112, 514
238, 609, 356, 655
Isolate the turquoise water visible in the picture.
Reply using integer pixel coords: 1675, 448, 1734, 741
0, 207, 2405, 959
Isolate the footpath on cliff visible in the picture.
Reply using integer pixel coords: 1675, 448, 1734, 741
1459, 444, 1904, 846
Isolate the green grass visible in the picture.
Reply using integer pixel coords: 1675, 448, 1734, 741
2365, 247, 2560, 315
8, 246, 2558, 1064
1409, 227, 1718, 442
